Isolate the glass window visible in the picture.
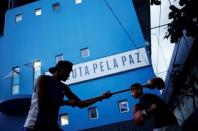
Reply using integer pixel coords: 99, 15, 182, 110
88, 107, 99, 120
118, 100, 129, 113
12, 67, 20, 95
12, 85, 19, 95
60, 113, 69, 126
16, 14, 22, 22
33, 61, 41, 87
35, 8, 42, 16
56, 54, 64, 64
81, 48, 90, 58
75, 0, 82, 4
52, 2, 60, 11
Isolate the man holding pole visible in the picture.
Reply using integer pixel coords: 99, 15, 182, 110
22, 60, 112, 131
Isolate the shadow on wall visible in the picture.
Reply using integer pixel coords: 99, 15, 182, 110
0, 113, 27, 131
0, 95, 31, 131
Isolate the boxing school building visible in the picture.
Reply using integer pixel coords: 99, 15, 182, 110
0, 0, 159, 130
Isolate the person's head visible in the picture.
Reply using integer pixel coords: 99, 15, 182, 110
48, 60, 73, 81
130, 83, 143, 99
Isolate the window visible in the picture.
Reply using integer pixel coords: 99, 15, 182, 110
81, 48, 90, 58
118, 100, 129, 113
60, 113, 69, 126
52, 2, 60, 11
56, 54, 64, 64
16, 14, 22, 22
88, 107, 98, 120
35, 8, 42, 16
33, 61, 41, 87
12, 67, 20, 95
75, 0, 82, 4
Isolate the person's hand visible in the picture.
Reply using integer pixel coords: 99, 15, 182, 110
102, 90, 112, 99
134, 110, 144, 126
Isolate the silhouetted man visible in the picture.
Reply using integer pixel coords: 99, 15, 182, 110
23, 60, 111, 131
131, 83, 180, 131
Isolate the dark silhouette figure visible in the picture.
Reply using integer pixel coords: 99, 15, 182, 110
131, 83, 180, 131
22, 60, 111, 131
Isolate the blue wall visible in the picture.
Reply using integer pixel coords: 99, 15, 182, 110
0, 0, 158, 130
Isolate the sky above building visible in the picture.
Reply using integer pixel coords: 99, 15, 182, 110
150, 0, 180, 80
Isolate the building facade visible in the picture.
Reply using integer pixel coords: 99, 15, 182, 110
162, 34, 198, 130
0, 0, 159, 130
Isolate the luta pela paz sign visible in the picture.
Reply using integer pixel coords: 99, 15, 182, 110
46, 47, 150, 85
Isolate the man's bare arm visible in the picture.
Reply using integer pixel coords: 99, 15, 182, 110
62, 91, 112, 108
